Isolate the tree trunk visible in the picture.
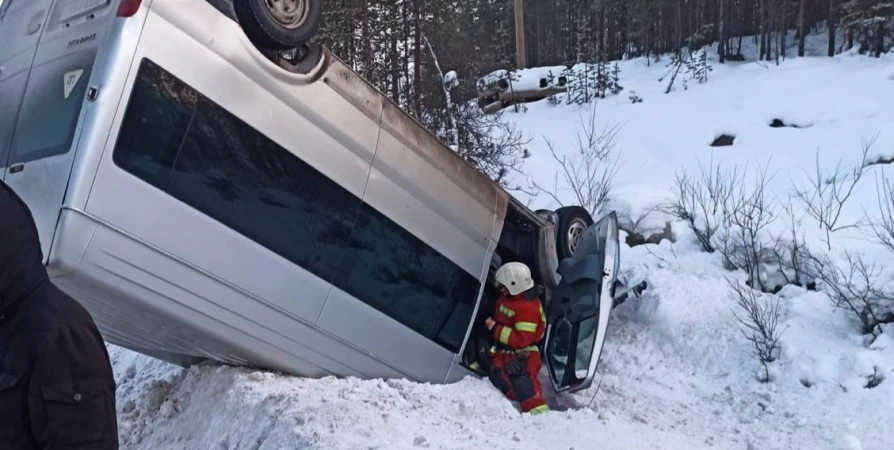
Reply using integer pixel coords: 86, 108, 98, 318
361, 0, 371, 78
412, 0, 422, 117
402, 0, 410, 108
798, 0, 807, 56
514, 0, 526, 69
779, 0, 786, 64
389, 2, 399, 103
676, 0, 683, 53
719, 0, 727, 63
420, 34, 457, 151
601, 6, 608, 57
828, 0, 836, 57
759, 0, 767, 60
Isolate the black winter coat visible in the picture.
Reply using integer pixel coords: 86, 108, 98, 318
0, 180, 118, 449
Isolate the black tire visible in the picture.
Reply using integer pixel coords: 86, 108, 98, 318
556, 206, 594, 260
233, 0, 323, 51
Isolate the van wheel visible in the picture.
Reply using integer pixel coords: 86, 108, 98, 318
233, 0, 323, 51
556, 206, 594, 260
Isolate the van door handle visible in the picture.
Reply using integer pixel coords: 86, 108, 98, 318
8, 163, 24, 174
27, 11, 45, 35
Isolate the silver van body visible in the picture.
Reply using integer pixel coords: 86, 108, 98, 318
0, 0, 618, 391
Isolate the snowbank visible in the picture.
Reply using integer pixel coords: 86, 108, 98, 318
113, 237, 894, 449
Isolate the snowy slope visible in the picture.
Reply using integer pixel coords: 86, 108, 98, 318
112, 36, 894, 450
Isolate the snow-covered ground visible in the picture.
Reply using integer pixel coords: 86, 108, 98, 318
111, 34, 894, 449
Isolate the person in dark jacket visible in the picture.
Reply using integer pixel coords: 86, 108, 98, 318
0, 180, 118, 449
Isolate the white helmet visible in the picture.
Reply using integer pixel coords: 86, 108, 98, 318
495, 262, 535, 296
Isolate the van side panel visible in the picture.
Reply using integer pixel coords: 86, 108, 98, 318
73, 220, 404, 378
81, 0, 405, 379
317, 288, 455, 382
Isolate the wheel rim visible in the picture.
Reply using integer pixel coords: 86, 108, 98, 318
567, 219, 588, 255
265, 0, 309, 29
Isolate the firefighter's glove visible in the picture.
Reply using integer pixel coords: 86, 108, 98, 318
505, 358, 527, 378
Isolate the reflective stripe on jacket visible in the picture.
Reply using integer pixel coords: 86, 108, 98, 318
491, 291, 546, 351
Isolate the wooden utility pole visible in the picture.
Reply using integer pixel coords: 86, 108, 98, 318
514, 0, 526, 69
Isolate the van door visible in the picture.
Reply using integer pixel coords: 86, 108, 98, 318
2, 0, 114, 261
0, 0, 55, 178
543, 212, 620, 393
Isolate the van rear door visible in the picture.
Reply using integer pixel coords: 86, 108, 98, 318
0, 0, 55, 177
543, 212, 620, 393
2, 0, 116, 261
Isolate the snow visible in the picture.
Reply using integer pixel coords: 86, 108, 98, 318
112, 33, 894, 449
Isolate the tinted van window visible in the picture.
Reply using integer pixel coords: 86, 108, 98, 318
335, 205, 481, 350
166, 96, 361, 278
0, 73, 28, 169
8, 50, 96, 165
114, 59, 480, 353
113, 61, 196, 189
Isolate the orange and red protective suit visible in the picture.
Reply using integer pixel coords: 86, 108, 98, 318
488, 290, 549, 414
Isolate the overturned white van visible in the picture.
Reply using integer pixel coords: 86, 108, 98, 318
0, 0, 641, 393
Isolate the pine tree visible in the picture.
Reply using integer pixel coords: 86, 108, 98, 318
696, 49, 713, 82
545, 70, 561, 105
843, 1, 894, 56
594, 61, 611, 99
610, 62, 624, 95
560, 66, 577, 105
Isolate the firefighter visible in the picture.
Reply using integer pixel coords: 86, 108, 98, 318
485, 262, 549, 415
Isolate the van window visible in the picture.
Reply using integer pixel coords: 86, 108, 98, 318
0, 73, 28, 169
8, 50, 96, 165
166, 95, 361, 278
113, 62, 196, 189
335, 205, 481, 351
113, 58, 481, 353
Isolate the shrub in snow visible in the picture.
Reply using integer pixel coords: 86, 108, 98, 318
668, 160, 788, 292
665, 157, 739, 253
716, 165, 779, 292
628, 91, 644, 104
769, 203, 813, 291
791, 139, 873, 250
870, 170, 894, 253
810, 251, 894, 338
532, 104, 621, 219
729, 280, 787, 383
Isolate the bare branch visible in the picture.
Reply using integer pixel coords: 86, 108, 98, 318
664, 155, 739, 253
870, 170, 894, 253
534, 113, 622, 217
792, 138, 874, 249
719, 162, 779, 292
729, 280, 787, 383
810, 250, 894, 337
